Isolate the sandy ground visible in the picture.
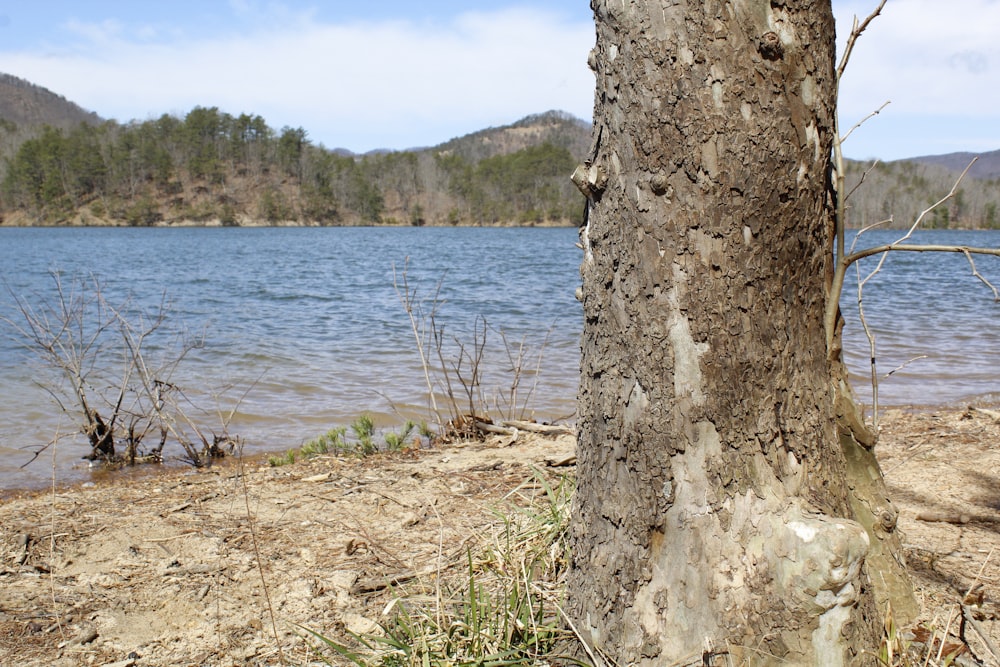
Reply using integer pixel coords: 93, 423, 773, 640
1, 409, 998, 666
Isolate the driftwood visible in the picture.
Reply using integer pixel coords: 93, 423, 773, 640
474, 420, 515, 436
970, 406, 1000, 422
545, 454, 577, 468
472, 419, 574, 438
916, 511, 971, 525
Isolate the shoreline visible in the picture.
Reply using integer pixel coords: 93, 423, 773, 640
1, 401, 995, 500
1, 407, 998, 665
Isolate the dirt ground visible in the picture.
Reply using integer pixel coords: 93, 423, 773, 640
1, 408, 998, 666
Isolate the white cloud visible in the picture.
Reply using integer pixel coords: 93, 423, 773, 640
63, 18, 126, 46
836, 0, 1000, 121
4, 1, 993, 158
0, 7, 595, 151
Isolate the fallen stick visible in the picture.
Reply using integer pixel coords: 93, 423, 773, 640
474, 420, 515, 435
916, 511, 971, 525
970, 406, 1000, 421
499, 420, 575, 435
963, 605, 1000, 665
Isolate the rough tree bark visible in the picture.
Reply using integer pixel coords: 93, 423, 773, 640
568, 1, 913, 665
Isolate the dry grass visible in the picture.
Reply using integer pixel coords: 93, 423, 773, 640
2, 410, 999, 666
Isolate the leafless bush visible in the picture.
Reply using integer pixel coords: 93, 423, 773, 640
393, 260, 551, 440
2, 272, 239, 468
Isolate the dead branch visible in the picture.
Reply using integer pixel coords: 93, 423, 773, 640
393, 270, 556, 439
962, 249, 1000, 301
853, 259, 880, 425
970, 406, 1000, 421
499, 420, 574, 435
841, 102, 890, 147
962, 605, 1000, 665
915, 512, 971, 525
844, 158, 882, 204
835, 0, 887, 82
846, 242, 1000, 277
827, 158, 987, 354
884, 355, 928, 377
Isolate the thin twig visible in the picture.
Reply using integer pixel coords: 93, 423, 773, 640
962, 249, 1000, 301
844, 159, 881, 205
962, 605, 1000, 664
552, 599, 606, 667
841, 101, 890, 147
828, 158, 985, 356
884, 356, 928, 378
48, 426, 67, 642
935, 607, 958, 664
393, 259, 447, 428
854, 259, 880, 427
830, 0, 889, 355
964, 547, 994, 602
238, 454, 286, 665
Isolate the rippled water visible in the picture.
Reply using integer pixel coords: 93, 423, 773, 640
841, 229, 1000, 410
0, 226, 997, 490
0, 226, 583, 489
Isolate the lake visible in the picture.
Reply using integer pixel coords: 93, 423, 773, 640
0, 226, 997, 491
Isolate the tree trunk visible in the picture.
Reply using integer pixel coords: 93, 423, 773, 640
568, 1, 913, 665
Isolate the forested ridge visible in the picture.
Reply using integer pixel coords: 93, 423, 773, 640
0, 72, 998, 228
843, 155, 1000, 230
0, 102, 588, 227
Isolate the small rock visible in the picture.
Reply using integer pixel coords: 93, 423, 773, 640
77, 625, 99, 645
342, 612, 378, 636
100, 657, 137, 667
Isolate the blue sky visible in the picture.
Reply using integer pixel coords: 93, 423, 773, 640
0, 1, 996, 160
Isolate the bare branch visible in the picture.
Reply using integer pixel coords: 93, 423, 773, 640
393, 258, 446, 428
902, 158, 976, 240
834, 155, 995, 438
840, 101, 890, 146
827, 158, 981, 352
884, 356, 928, 378
963, 249, 1000, 301
853, 260, 880, 427
3, 273, 239, 468
845, 159, 882, 204
836, 0, 888, 82
853, 217, 895, 236
845, 242, 1000, 267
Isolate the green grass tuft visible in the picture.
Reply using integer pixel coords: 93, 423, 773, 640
302, 470, 588, 666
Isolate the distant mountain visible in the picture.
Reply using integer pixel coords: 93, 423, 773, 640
435, 110, 591, 163
288, 111, 590, 162
901, 149, 1000, 181
0, 72, 102, 131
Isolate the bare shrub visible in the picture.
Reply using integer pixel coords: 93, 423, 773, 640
393, 260, 554, 440
3, 271, 239, 468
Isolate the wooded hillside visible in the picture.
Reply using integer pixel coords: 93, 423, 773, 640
0, 71, 997, 228
844, 157, 1000, 230
0, 99, 587, 226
